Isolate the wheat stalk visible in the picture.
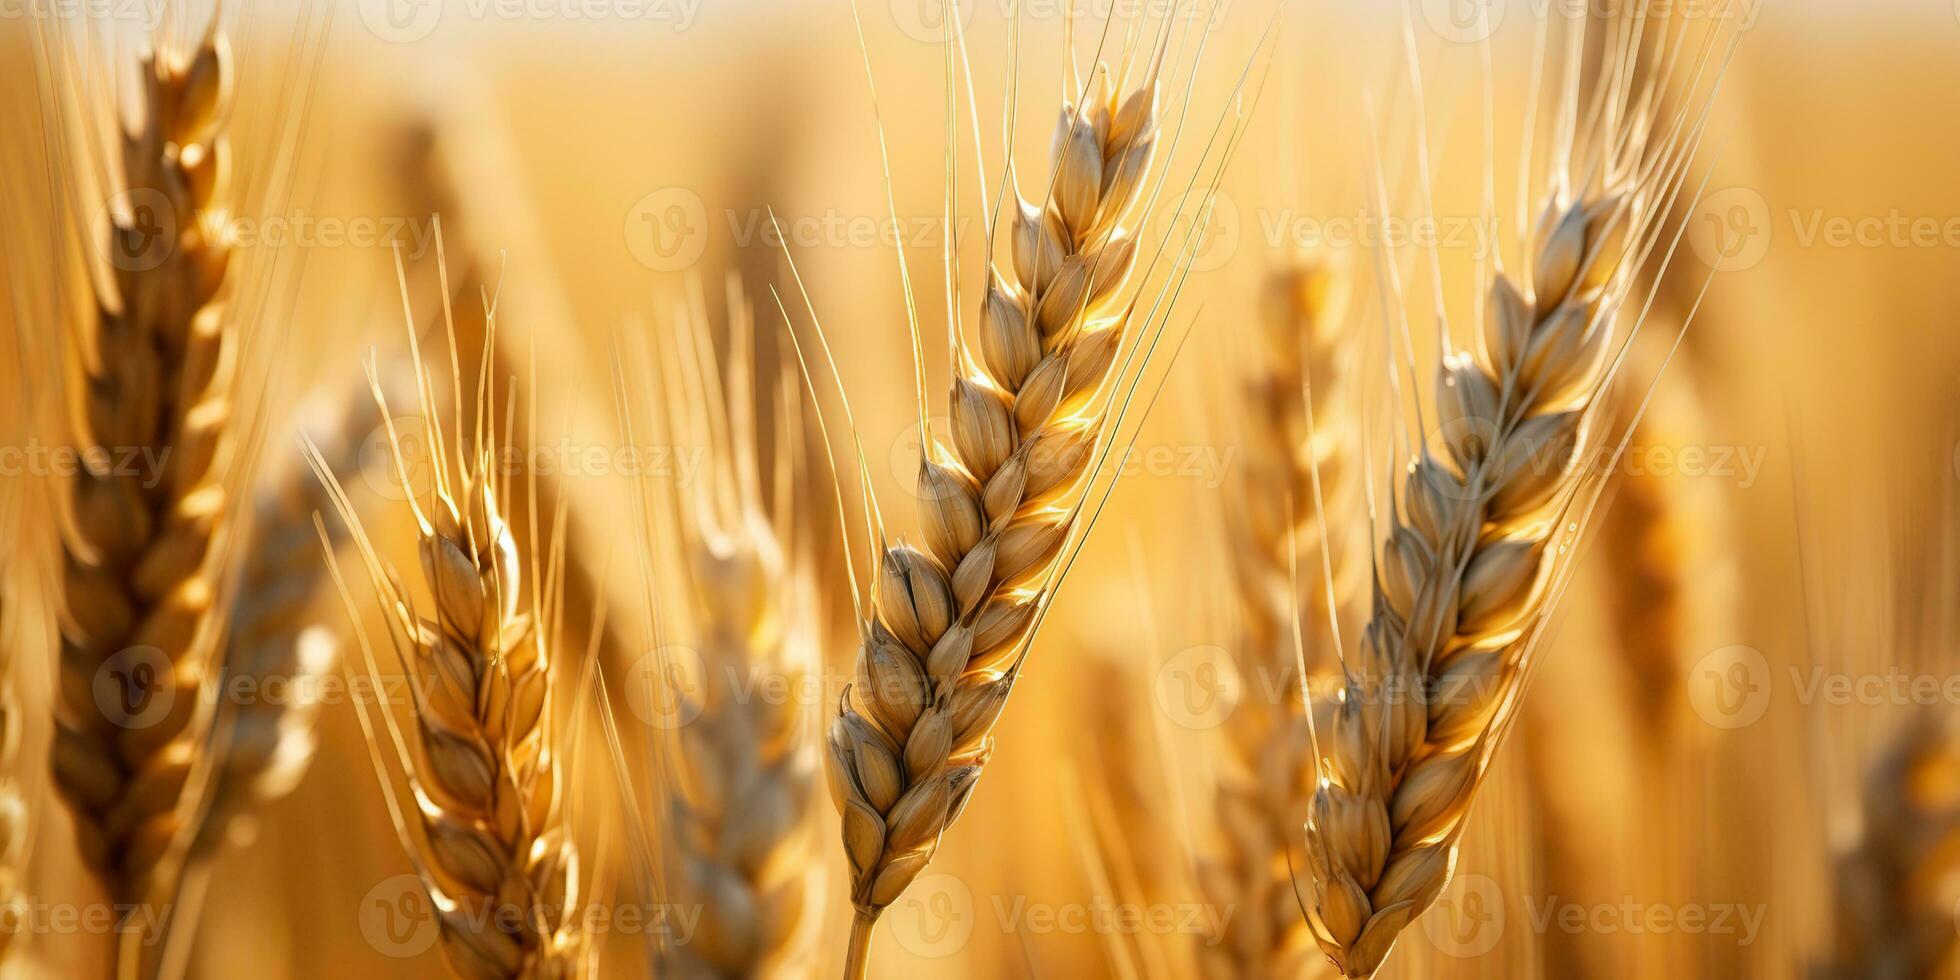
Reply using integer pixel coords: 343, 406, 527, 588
1298, 11, 1733, 974
1814, 719, 1960, 979
638, 284, 823, 978
49, 24, 237, 911
1200, 262, 1353, 978
316, 311, 584, 980
825, 32, 1220, 974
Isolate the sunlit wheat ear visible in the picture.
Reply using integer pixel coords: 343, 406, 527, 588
313, 288, 583, 980
1300, 9, 1738, 976
631, 281, 823, 978
1814, 719, 1960, 979
196, 382, 388, 857
1203, 261, 1356, 977
825, 48, 1169, 956
48, 21, 237, 905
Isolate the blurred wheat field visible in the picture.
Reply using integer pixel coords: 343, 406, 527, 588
0, 0, 1956, 978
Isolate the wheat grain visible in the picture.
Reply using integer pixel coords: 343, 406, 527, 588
1297, 12, 1730, 972
827, 51, 1178, 975
1198, 261, 1354, 978
318, 325, 584, 980
49, 25, 237, 908
644, 286, 823, 979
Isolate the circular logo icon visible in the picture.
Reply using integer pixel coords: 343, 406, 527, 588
887, 415, 956, 501
1688, 644, 1772, 730
93, 646, 175, 730
359, 0, 443, 43
359, 874, 440, 958
1418, 0, 1504, 43
889, 0, 978, 44
1154, 645, 1242, 729
1687, 186, 1772, 272
1152, 188, 1239, 274
99, 188, 176, 273
887, 872, 975, 958
356, 413, 437, 503
625, 187, 709, 272
1422, 872, 1505, 958
625, 645, 708, 729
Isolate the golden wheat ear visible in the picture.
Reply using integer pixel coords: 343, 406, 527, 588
311, 258, 584, 980
1299, 6, 1743, 976
607, 275, 825, 977
792, 7, 1270, 976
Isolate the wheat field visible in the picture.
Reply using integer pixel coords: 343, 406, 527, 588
0, 0, 1955, 978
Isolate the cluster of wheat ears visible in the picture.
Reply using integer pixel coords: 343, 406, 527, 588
5, 1, 1958, 979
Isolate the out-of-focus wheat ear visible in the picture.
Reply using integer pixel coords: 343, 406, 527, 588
629, 278, 824, 978
1812, 719, 1960, 979
312, 260, 585, 980
192, 380, 390, 858
1300, 7, 1742, 976
47, 19, 240, 911
1202, 260, 1357, 978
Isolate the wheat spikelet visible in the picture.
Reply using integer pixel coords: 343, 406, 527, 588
826, 40, 1194, 973
643, 286, 822, 978
1202, 262, 1352, 978
317, 317, 584, 980
1298, 12, 1731, 974
49, 23, 237, 904
1814, 719, 1960, 979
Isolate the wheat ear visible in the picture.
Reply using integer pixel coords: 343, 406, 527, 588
50, 24, 236, 903
827, 47, 1175, 972
1200, 261, 1353, 977
194, 385, 382, 854
1814, 719, 1960, 979
315, 312, 583, 980
641, 284, 823, 977
1299, 13, 1733, 974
